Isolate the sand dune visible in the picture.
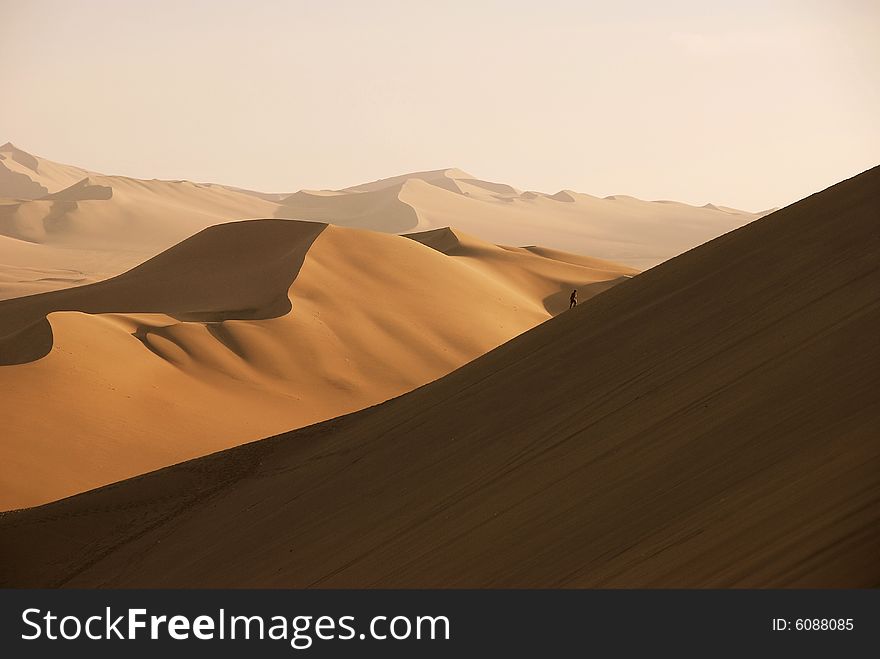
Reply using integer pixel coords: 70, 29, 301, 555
279, 168, 771, 269
0, 144, 766, 300
0, 143, 296, 300
0, 142, 94, 197
0, 219, 634, 509
0, 174, 284, 250
1, 166, 874, 588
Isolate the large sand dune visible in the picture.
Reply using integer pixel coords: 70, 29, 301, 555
0, 143, 767, 300
1, 166, 875, 588
0, 220, 634, 509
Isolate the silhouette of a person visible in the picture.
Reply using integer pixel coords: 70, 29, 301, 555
569, 289, 578, 309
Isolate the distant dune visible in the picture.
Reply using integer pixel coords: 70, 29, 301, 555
0, 142, 298, 300
0, 219, 634, 509
0, 143, 767, 300
0, 142, 93, 196
279, 168, 770, 269
3, 166, 876, 588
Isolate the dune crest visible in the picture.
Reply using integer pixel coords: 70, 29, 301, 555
0, 218, 634, 509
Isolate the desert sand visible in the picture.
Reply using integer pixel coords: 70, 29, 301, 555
1, 166, 875, 588
0, 219, 634, 509
279, 168, 772, 269
0, 142, 294, 300
0, 143, 766, 300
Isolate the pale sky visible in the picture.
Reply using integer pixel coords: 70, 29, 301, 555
1, 0, 878, 210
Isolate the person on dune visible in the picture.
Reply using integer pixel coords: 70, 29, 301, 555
569, 289, 578, 309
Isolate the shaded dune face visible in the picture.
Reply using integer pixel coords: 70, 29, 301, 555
0, 143, 40, 174
1, 166, 876, 588
0, 220, 327, 365
0, 157, 48, 198
0, 219, 633, 510
42, 178, 113, 202
0, 142, 93, 200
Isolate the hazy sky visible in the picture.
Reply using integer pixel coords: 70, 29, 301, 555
2, 0, 878, 210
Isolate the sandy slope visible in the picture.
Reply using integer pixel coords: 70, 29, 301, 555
0, 144, 765, 300
0, 220, 634, 509
1, 166, 874, 588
